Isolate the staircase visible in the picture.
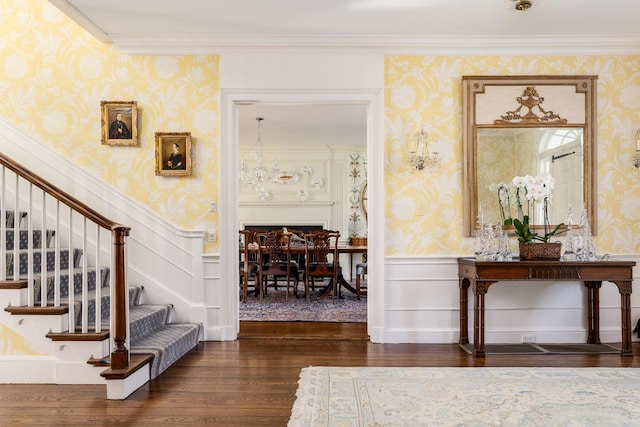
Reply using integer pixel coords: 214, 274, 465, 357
0, 153, 201, 399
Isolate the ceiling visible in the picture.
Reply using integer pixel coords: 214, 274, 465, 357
50, 0, 640, 55
48, 0, 640, 148
238, 103, 367, 148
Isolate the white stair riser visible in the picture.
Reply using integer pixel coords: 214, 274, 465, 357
105, 366, 151, 400
52, 339, 110, 362
6, 314, 69, 355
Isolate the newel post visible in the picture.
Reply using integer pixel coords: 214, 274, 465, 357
110, 225, 131, 370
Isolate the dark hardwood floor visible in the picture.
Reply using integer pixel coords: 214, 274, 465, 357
1, 322, 639, 426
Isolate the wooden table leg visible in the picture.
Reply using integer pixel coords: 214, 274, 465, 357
459, 277, 469, 345
584, 281, 602, 344
612, 280, 634, 356
473, 289, 485, 357
620, 293, 633, 356
471, 280, 496, 358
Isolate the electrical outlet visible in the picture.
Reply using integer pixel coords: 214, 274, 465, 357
208, 200, 217, 212
208, 230, 217, 242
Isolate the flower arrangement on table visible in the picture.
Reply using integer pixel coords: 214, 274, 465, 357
490, 173, 567, 244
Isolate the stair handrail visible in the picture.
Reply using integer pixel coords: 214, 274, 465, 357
0, 152, 132, 370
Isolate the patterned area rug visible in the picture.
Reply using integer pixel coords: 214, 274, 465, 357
289, 367, 640, 426
239, 285, 367, 322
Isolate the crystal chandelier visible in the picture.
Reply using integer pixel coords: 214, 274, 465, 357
409, 128, 440, 170
240, 117, 281, 200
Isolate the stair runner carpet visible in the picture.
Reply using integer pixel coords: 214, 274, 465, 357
127, 287, 201, 379
3, 212, 200, 380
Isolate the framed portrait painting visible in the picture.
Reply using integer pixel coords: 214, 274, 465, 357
101, 101, 138, 145
155, 132, 192, 176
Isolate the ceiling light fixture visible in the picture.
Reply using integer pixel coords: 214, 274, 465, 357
513, 0, 532, 11
240, 117, 281, 200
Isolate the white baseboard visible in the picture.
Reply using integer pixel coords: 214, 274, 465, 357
0, 356, 57, 382
105, 364, 151, 400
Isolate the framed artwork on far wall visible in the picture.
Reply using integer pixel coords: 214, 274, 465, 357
155, 132, 192, 176
101, 101, 138, 145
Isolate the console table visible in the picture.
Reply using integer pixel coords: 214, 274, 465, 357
457, 258, 635, 357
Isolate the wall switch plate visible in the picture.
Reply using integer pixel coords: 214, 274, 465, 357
208, 230, 217, 242
209, 201, 217, 212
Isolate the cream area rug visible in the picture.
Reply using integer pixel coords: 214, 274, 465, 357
288, 366, 640, 426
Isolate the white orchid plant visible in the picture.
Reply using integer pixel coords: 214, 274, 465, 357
490, 173, 566, 243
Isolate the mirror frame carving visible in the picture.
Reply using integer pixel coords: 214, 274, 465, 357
462, 75, 598, 237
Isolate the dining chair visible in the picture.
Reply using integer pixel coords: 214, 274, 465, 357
283, 227, 306, 282
355, 254, 367, 300
239, 229, 262, 302
303, 230, 340, 303
257, 230, 299, 300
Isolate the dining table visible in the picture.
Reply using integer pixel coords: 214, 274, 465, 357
335, 245, 368, 295
239, 243, 368, 298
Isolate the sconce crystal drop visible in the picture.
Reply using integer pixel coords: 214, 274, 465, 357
633, 129, 640, 168
409, 128, 440, 170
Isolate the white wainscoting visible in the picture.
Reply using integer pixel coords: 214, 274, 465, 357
0, 117, 207, 335
382, 255, 640, 344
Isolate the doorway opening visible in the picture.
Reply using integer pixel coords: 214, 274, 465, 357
237, 103, 368, 324
220, 89, 383, 341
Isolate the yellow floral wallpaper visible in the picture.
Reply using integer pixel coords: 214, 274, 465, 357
385, 55, 640, 255
0, 1, 220, 246
2, 2, 639, 258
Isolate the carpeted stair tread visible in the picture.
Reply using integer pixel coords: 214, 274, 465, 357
29, 266, 109, 302
3, 228, 54, 249
4, 203, 199, 383
79, 286, 147, 329
5, 248, 82, 276
131, 323, 201, 379
129, 304, 172, 344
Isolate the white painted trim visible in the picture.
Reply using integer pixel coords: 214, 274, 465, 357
382, 254, 640, 344
48, 0, 111, 43
105, 365, 150, 400
106, 34, 640, 56
0, 357, 57, 383
0, 117, 204, 324
239, 201, 335, 207
220, 88, 385, 341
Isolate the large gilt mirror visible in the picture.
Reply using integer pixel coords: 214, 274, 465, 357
462, 75, 597, 236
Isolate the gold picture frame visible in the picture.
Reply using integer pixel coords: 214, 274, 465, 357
101, 101, 138, 145
155, 132, 192, 176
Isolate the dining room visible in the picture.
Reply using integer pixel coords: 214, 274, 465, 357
237, 102, 368, 323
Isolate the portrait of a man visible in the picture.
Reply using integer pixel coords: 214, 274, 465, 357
109, 112, 131, 139
101, 101, 138, 145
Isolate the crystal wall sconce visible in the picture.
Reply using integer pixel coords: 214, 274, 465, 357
409, 128, 440, 170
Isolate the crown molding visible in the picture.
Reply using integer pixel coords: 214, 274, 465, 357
49, 0, 111, 42
108, 34, 640, 56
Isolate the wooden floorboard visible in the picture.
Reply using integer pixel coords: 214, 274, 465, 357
239, 320, 368, 340
1, 322, 639, 426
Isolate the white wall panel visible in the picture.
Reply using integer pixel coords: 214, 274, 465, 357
383, 255, 640, 344
221, 54, 384, 89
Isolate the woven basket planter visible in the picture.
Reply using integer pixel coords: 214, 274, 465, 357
519, 241, 562, 260
350, 237, 368, 246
